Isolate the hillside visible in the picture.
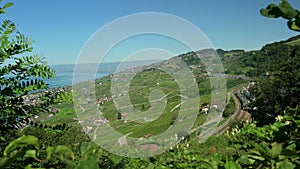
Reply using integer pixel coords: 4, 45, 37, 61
30, 35, 300, 136
2, 35, 299, 168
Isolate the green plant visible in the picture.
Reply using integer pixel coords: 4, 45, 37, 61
0, 2, 55, 130
0, 135, 75, 169
261, 0, 300, 31
0, 135, 103, 169
231, 106, 300, 169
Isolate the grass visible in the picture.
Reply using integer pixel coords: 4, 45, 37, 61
97, 67, 248, 138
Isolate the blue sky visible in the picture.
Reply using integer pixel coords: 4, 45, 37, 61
2, 0, 300, 65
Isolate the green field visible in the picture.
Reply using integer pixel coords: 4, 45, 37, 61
29, 50, 251, 143
40, 62, 248, 139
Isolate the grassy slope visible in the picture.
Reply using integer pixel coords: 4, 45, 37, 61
99, 66, 248, 137
39, 51, 249, 139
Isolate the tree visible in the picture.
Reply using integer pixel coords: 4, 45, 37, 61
249, 0, 300, 125
0, 2, 55, 130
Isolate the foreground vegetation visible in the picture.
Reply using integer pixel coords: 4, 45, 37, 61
0, 0, 300, 168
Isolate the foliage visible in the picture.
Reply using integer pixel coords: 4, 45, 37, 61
249, 43, 300, 125
234, 106, 300, 169
217, 33, 300, 125
261, 0, 300, 31
20, 124, 90, 149
0, 135, 75, 169
53, 90, 73, 104
0, 2, 55, 130
223, 97, 235, 118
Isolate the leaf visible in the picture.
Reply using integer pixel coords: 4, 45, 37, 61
247, 154, 265, 161
0, 136, 6, 142
276, 161, 296, 169
24, 164, 46, 169
286, 142, 296, 151
0, 9, 6, 14
3, 2, 13, 9
224, 160, 241, 169
24, 150, 37, 159
295, 16, 300, 28
45, 146, 54, 160
237, 155, 251, 165
260, 4, 282, 18
75, 154, 99, 169
278, 0, 298, 20
3, 136, 39, 157
24, 164, 33, 169
281, 149, 297, 157
52, 145, 75, 160
271, 142, 282, 159
288, 20, 300, 31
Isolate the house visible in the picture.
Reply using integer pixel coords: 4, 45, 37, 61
201, 105, 209, 114
143, 133, 152, 138
121, 112, 129, 119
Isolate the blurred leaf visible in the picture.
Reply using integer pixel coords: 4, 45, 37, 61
3, 2, 13, 9
0, 136, 6, 142
224, 160, 241, 169
45, 146, 54, 160
271, 142, 282, 159
288, 20, 300, 31
276, 161, 296, 169
75, 154, 99, 169
278, 0, 298, 19
247, 154, 265, 161
52, 145, 74, 160
24, 164, 46, 169
3, 135, 38, 157
0, 8, 6, 14
260, 4, 282, 18
237, 155, 251, 165
24, 150, 37, 160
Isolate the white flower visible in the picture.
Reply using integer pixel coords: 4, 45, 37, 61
275, 115, 283, 122
285, 121, 291, 125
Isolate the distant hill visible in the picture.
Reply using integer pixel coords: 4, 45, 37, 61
47, 35, 300, 88
50, 59, 163, 74
166, 35, 300, 78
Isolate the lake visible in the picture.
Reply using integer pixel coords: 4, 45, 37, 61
45, 60, 162, 88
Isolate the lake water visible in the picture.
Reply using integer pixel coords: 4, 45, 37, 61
45, 60, 161, 88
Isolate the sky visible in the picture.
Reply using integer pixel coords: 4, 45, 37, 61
1, 0, 300, 65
